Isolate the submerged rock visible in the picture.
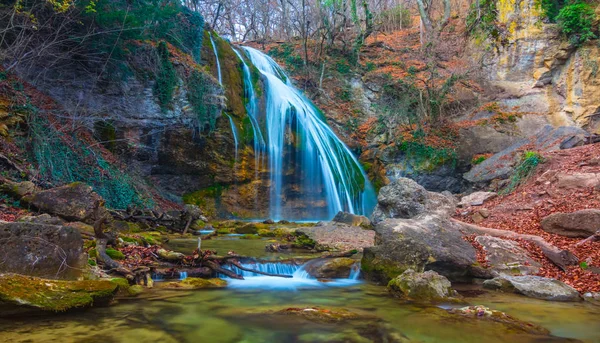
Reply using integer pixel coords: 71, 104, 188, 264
541, 209, 600, 238
0, 221, 86, 279
387, 269, 459, 302
161, 278, 227, 289
303, 258, 357, 278
449, 305, 550, 335
21, 182, 107, 223
0, 274, 118, 316
276, 307, 361, 323
483, 275, 580, 301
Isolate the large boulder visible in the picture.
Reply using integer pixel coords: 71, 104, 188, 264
371, 178, 456, 224
303, 258, 358, 279
0, 221, 86, 279
475, 236, 541, 276
332, 211, 371, 227
0, 274, 118, 316
387, 269, 459, 302
541, 209, 600, 238
483, 275, 580, 301
22, 182, 107, 223
362, 214, 476, 283
464, 125, 588, 183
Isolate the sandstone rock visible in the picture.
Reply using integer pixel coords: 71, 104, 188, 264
362, 214, 476, 283
387, 269, 458, 302
475, 236, 541, 276
0, 221, 86, 279
303, 258, 358, 278
483, 275, 580, 301
21, 182, 107, 224
555, 173, 600, 189
0, 180, 36, 198
332, 211, 371, 227
541, 209, 600, 238
472, 212, 485, 224
0, 273, 117, 316
371, 178, 456, 224
458, 192, 497, 207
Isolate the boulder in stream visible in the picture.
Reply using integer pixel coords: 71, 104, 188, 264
483, 275, 581, 301
160, 278, 227, 290
303, 258, 357, 278
332, 211, 371, 227
387, 269, 460, 302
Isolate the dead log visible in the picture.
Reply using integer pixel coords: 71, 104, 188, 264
453, 219, 579, 271
204, 260, 244, 280
229, 260, 293, 278
576, 230, 600, 246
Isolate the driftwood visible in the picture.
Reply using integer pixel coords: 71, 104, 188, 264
204, 260, 244, 280
453, 219, 579, 272
229, 260, 293, 278
320, 250, 358, 258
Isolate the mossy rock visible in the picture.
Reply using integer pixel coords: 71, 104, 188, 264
110, 278, 144, 297
240, 234, 260, 240
105, 248, 125, 260
360, 253, 408, 285
0, 274, 118, 316
216, 228, 234, 235
111, 220, 141, 233
234, 223, 269, 234
161, 278, 227, 290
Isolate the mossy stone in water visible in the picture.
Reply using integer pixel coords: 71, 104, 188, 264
162, 278, 227, 290
0, 273, 117, 316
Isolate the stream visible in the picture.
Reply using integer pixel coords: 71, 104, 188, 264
1, 237, 599, 342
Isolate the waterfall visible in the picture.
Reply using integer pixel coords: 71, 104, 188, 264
209, 32, 222, 85
226, 114, 239, 162
240, 46, 377, 220
232, 48, 266, 180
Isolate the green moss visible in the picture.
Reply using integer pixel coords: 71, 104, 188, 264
240, 234, 260, 240
105, 248, 125, 260
257, 228, 275, 237
163, 277, 227, 289
88, 248, 98, 259
0, 274, 117, 312
292, 232, 317, 249
153, 41, 178, 111
216, 228, 233, 235
360, 256, 407, 284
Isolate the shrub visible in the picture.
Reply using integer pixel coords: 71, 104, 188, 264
501, 151, 544, 194
536, 0, 565, 22
466, 0, 501, 40
153, 41, 177, 111
556, 1, 597, 46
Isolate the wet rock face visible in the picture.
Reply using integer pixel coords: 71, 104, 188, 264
0, 222, 86, 279
387, 269, 457, 302
483, 275, 581, 302
303, 258, 357, 279
541, 209, 600, 238
21, 182, 106, 224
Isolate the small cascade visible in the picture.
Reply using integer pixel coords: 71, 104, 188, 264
223, 260, 362, 290
232, 48, 266, 182
241, 46, 377, 220
179, 271, 188, 280
208, 32, 222, 85
226, 114, 239, 162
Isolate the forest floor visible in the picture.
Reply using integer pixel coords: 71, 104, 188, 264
455, 143, 600, 293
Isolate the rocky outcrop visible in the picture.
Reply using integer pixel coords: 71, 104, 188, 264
332, 211, 371, 227
21, 182, 106, 224
475, 236, 541, 276
0, 274, 118, 316
387, 269, 459, 302
0, 221, 86, 279
362, 178, 475, 283
541, 209, 600, 238
303, 258, 357, 279
483, 275, 580, 301
464, 125, 588, 183
555, 173, 600, 190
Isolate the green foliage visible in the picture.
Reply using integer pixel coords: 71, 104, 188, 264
399, 141, 457, 171
336, 59, 352, 74
556, 1, 597, 46
187, 69, 218, 132
105, 248, 125, 260
364, 62, 376, 72
466, 0, 501, 40
471, 155, 487, 165
379, 5, 412, 31
153, 41, 177, 111
27, 113, 150, 210
536, 0, 565, 22
268, 43, 303, 71
501, 151, 544, 194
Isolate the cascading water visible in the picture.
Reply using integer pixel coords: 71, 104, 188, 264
223, 260, 362, 290
240, 46, 377, 220
208, 32, 222, 85
232, 48, 266, 177
226, 114, 239, 162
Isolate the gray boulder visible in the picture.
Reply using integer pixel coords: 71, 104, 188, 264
303, 258, 358, 278
387, 269, 459, 302
483, 275, 580, 301
541, 209, 600, 238
371, 178, 456, 224
475, 236, 541, 276
458, 192, 497, 207
21, 182, 106, 223
0, 221, 87, 279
